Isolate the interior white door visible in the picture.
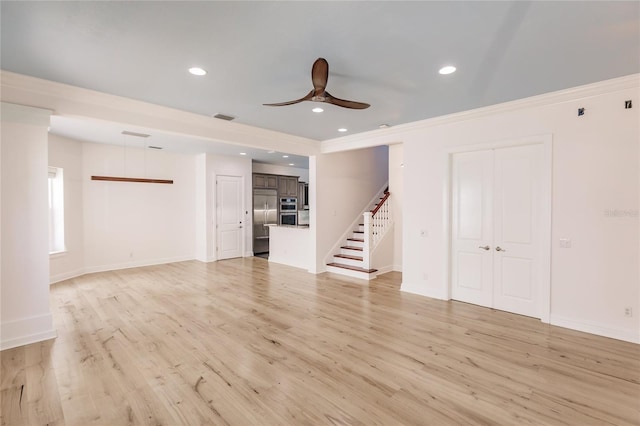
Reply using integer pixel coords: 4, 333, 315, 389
451, 144, 543, 318
217, 175, 243, 260
492, 145, 542, 317
451, 150, 494, 307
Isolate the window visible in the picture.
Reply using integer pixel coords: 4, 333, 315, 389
48, 166, 65, 254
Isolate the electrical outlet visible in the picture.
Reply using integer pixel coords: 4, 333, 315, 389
624, 307, 633, 317
422, 273, 429, 280
559, 238, 572, 248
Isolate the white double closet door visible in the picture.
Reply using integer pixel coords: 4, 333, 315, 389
451, 144, 544, 318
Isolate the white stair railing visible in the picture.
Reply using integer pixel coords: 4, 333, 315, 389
362, 192, 391, 270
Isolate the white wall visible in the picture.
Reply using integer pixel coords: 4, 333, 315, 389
1, 103, 56, 350
268, 227, 310, 270
252, 162, 310, 183
81, 142, 197, 273
388, 144, 404, 271
47, 139, 255, 278
49, 134, 84, 283
195, 153, 211, 262
311, 146, 389, 273
324, 77, 639, 342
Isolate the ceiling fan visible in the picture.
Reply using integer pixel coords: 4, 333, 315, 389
264, 58, 370, 110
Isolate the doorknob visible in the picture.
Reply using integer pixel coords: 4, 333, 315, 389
479, 245, 490, 251
496, 246, 506, 252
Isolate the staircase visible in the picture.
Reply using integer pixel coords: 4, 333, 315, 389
326, 188, 391, 280
326, 222, 378, 279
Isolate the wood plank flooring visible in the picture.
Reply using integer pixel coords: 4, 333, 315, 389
2, 258, 639, 425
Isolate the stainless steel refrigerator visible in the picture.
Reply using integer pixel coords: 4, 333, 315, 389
253, 188, 278, 254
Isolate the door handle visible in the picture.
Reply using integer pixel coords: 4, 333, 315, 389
479, 245, 490, 251
496, 246, 506, 252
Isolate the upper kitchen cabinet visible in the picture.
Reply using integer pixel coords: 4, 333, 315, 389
253, 173, 278, 189
278, 176, 298, 197
298, 182, 307, 210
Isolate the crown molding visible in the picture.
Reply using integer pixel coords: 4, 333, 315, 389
321, 73, 640, 153
1, 101, 52, 125
0, 70, 320, 156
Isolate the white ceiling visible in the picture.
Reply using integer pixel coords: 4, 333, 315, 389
2, 1, 639, 166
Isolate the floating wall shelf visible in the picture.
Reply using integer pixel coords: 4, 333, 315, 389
91, 176, 173, 184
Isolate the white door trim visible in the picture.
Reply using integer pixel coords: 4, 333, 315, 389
214, 174, 245, 260
443, 134, 552, 323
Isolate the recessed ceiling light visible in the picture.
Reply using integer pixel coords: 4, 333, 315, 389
439, 65, 456, 75
312, 107, 324, 113
338, 128, 348, 132
240, 152, 247, 156
288, 163, 294, 166
379, 124, 390, 129
188, 67, 207, 76
267, 150, 276, 154
282, 155, 289, 158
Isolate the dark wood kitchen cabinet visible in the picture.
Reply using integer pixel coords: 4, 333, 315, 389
278, 176, 298, 197
253, 173, 278, 189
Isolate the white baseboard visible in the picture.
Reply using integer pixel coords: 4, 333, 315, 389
195, 256, 216, 263
375, 265, 394, 275
309, 265, 327, 274
50, 268, 85, 285
1, 313, 57, 351
82, 255, 194, 275
51, 256, 195, 284
393, 264, 403, 272
268, 256, 309, 271
549, 314, 639, 344
400, 282, 449, 300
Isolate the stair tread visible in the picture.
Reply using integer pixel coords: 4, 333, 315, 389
327, 263, 378, 274
347, 238, 364, 242
334, 254, 363, 261
353, 230, 364, 234
341, 246, 363, 251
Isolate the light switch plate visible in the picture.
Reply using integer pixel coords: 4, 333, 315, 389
559, 238, 572, 248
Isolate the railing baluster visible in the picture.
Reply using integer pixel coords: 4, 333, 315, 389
363, 192, 392, 269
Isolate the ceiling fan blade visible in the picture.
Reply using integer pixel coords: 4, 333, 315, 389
263, 90, 314, 107
311, 58, 329, 92
324, 92, 370, 109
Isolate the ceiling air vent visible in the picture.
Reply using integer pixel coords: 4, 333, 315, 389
213, 113, 235, 121
121, 130, 150, 138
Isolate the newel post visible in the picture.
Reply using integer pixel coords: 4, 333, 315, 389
363, 212, 372, 270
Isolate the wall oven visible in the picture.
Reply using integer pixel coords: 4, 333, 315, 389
280, 197, 297, 211
280, 212, 297, 226
279, 197, 297, 225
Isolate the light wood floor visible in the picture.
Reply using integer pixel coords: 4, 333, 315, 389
2, 258, 639, 425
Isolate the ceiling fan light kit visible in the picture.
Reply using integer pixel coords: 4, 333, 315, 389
264, 58, 370, 110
